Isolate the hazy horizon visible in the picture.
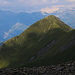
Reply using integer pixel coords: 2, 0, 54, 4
0, 0, 75, 13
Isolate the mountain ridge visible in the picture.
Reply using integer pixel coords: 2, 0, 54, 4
0, 15, 74, 68
0, 8, 75, 41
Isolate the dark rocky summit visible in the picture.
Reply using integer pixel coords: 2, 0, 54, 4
0, 61, 75, 75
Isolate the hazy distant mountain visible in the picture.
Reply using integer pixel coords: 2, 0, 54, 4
0, 8, 75, 41
0, 15, 74, 68
0, 10, 46, 41
0, 41, 3, 46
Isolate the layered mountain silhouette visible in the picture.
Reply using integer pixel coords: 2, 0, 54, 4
0, 10, 45, 41
0, 8, 75, 41
0, 15, 75, 68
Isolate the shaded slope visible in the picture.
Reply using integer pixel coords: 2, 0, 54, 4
27, 30, 75, 67
0, 15, 73, 68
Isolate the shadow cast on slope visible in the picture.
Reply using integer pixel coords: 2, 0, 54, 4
0, 28, 70, 68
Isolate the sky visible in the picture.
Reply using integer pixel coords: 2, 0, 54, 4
0, 0, 75, 13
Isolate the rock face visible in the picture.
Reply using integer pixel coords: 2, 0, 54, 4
0, 61, 75, 75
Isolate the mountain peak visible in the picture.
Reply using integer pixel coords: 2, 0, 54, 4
35, 15, 73, 32
44, 15, 57, 18
0, 15, 74, 68
42, 15, 58, 21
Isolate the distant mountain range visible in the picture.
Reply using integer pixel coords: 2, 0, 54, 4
0, 10, 46, 41
0, 8, 75, 41
0, 41, 3, 46
0, 15, 75, 68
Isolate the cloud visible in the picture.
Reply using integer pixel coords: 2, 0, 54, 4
40, 7, 59, 15
0, 0, 59, 12
0, 0, 11, 6
67, 0, 75, 2
18, 0, 58, 5
17, 0, 58, 7
0, 0, 74, 13
40, 5, 65, 15
0, 0, 57, 6
3, 23, 28, 39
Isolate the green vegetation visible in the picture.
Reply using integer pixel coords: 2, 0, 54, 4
27, 30, 75, 67
0, 15, 74, 68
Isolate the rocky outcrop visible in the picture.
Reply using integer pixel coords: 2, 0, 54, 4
0, 61, 75, 75
30, 40, 57, 62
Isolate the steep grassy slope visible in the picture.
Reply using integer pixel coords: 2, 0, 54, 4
27, 30, 75, 67
0, 15, 73, 68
